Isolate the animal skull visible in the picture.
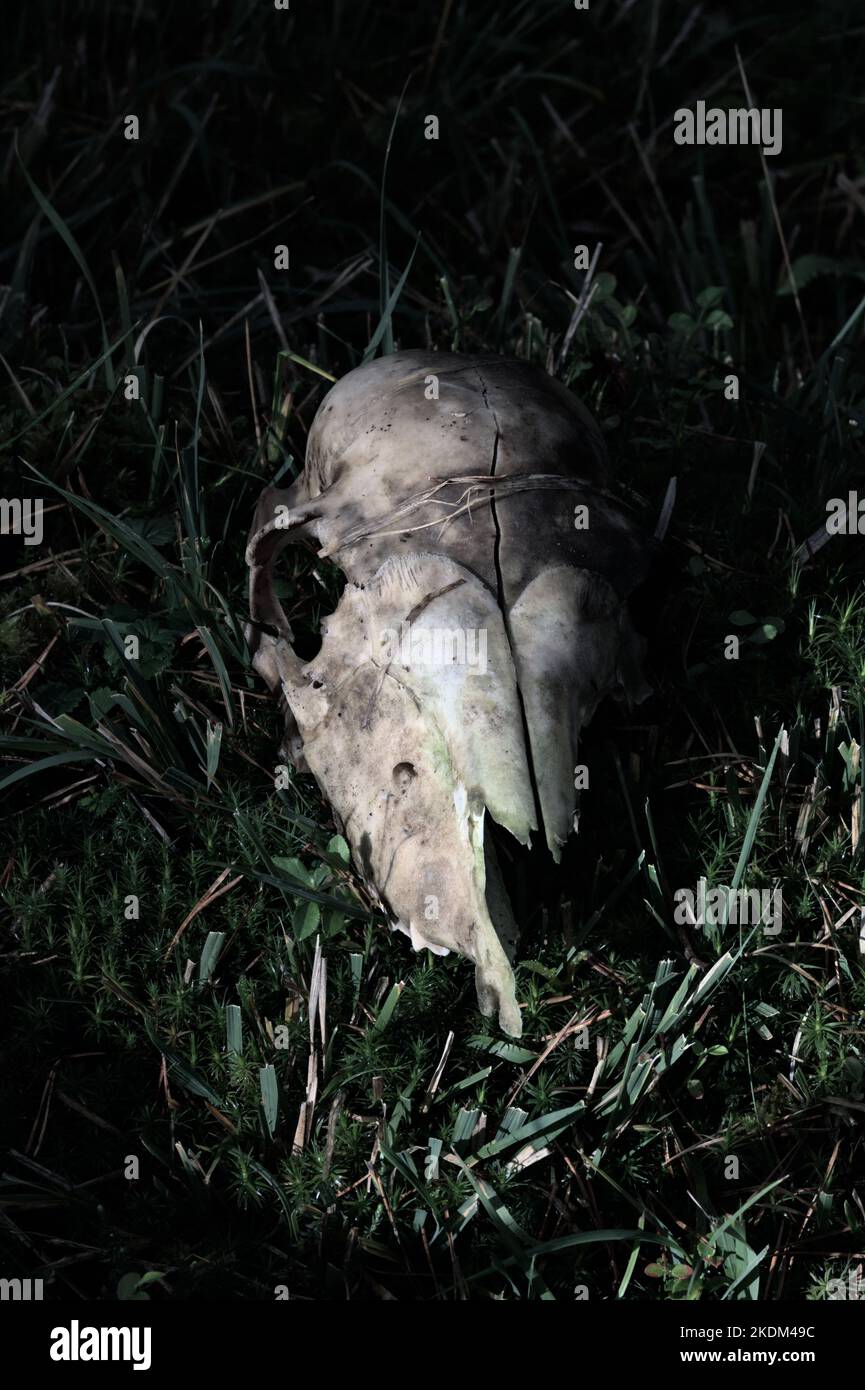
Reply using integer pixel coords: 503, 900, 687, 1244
247, 351, 652, 1036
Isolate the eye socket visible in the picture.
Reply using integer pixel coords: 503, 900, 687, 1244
392, 762, 417, 793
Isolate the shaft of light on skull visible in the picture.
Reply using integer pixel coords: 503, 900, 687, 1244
247, 352, 653, 1037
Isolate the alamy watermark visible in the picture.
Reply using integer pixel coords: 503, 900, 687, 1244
673, 877, 783, 935
0, 1276, 43, 1300
827, 1265, 864, 1300
380, 621, 488, 675
826, 493, 865, 534
49, 1320, 151, 1371
0, 497, 44, 546
673, 101, 782, 156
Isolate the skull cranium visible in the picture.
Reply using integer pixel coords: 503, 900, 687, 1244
247, 351, 653, 1036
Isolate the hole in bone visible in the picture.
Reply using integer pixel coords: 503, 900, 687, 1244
392, 762, 417, 794
268, 555, 345, 662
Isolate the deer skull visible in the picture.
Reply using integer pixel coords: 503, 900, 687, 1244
247, 352, 652, 1036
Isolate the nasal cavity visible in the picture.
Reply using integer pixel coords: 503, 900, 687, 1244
392, 762, 417, 794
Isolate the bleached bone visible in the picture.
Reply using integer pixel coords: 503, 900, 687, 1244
247, 351, 653, 1036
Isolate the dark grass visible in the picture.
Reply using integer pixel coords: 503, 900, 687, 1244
1, 0, 865, 1300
